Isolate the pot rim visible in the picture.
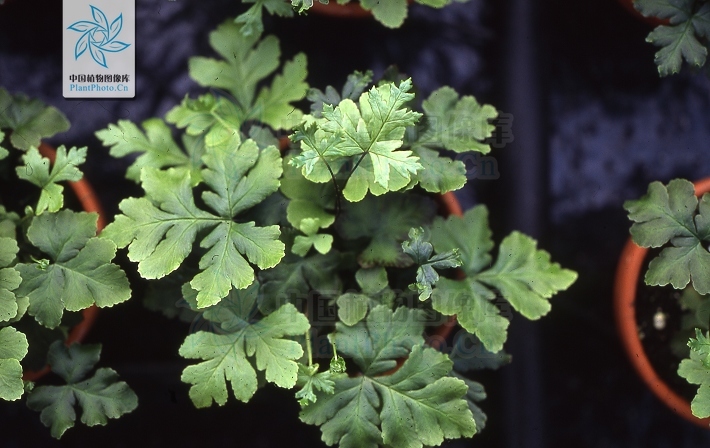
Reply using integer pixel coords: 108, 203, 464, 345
614, 176, 710, 429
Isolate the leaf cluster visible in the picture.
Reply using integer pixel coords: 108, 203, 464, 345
94, 20, 576, 448
0, 88, 135, 437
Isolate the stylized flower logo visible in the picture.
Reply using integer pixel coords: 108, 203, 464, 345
67, 5, 130, 68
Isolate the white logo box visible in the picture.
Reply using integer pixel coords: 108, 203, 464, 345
63, 0, 135, 98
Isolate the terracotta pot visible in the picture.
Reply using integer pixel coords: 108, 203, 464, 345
22, 143, 104, 381
616, 0, 669, 26
309, 0, 413, 19
614, 177, 710, 429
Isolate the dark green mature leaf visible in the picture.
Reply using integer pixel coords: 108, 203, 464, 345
179, 283, 310, 407
258, 250, 343, 314
450, 371, 488, 432
636, 0, 710, 75
402, 227, 461, 300
333, 305, 425, 376
0, 327, 28, 401
450, 332, 511, 372
308, 70, 374, 117
430, 206, 577, 352
26, 342, 137, 439
95, 118, 202, 183
301, 343, 477, 448
0, 88, 70, 151
0, 237, 21, 323
15, 210, 131, 328
17, 146, 86, 214
102, 141, 284, 308
625, 179, 710, 294
338, 193, 435, 267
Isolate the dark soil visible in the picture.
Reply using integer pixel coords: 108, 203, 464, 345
634, 250, 699, 403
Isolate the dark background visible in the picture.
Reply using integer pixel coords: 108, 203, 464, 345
3, 0, 710, 446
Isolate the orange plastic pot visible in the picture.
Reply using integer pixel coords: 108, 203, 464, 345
614, 177, 710, 429
22, 143, 104, 381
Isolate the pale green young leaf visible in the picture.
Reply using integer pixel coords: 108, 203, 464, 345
189, 21, 280, 110
0, 327, 28, 401
295, 363, 337, 406
291, 80, 423, 201
95, 118, 196, 182
251, 53, 308, 130
165, 93, 243, 152
338, 193, 435, 267
402, 227, 462, 301
26, 342, 138, 439
336, 293, 370, 326
292, 233, 334, 256
625, 179, 710, 293
179, 287, 309, 407
0, 130, 8, 160
301, 345, 476, 448
476, 232, 578, 320
410, 146, 467, 193
16, 146, 86, 214
281, 152, 338, 209
287, 200, 335, 231
417, 86, 498, 154
0, 206, 19, 239
0, 88, 70, 151
360, 0, 408, 28
15, 210, 131, 328
290, 123, 349, 184
0, 237, 20, 322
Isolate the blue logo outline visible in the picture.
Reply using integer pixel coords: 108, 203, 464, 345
67, 5, 130, 69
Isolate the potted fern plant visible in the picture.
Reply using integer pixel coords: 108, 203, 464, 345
0, 88, 137, 437
613, 0, 710, 428
92, 18, 577, 447
617, 178, 710, 428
